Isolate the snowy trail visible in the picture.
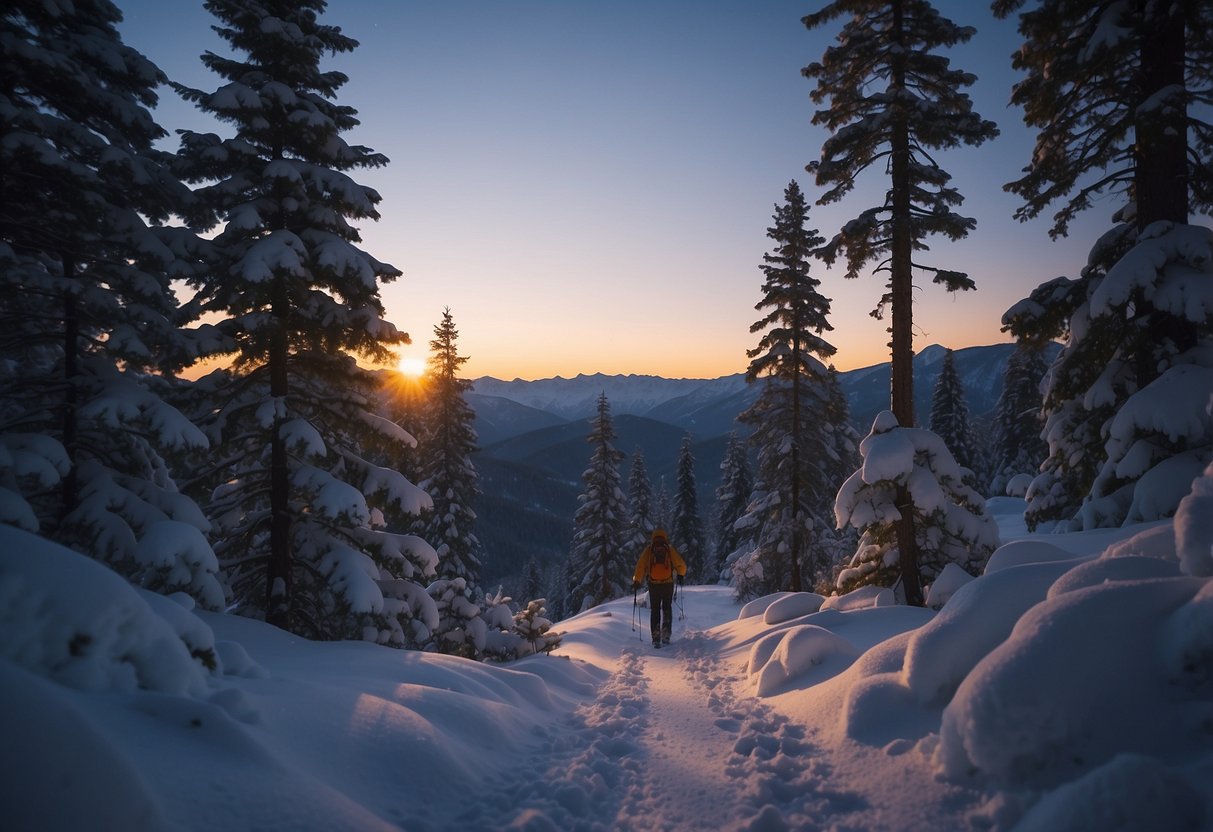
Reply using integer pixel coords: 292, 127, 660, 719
459, 591, 862, 832
614, 638, 746, 830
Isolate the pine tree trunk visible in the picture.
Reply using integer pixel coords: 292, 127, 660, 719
1132, 2, 1189, 390
889, 0, 924, 607
1135, 0, 1188, 230
266, 280, 292, 629
59, 255, 79, 523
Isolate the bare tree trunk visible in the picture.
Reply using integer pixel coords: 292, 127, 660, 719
889, 0, 924, 607
1132, 2, 1191, 390
1135, 0, 1188, 231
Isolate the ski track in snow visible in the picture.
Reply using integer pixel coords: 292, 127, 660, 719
453, 628, 864, 832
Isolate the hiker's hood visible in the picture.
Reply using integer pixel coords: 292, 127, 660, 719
651, 529, 668, 543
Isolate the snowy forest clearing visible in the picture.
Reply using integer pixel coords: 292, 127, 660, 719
4, 497, 1211, 831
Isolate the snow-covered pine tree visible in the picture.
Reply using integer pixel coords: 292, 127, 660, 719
988, 341, 1048, 496
426, 576, 482, 659
928, 349, 979, 478
625, 449, 656, 561
996, 0, 1213, 529
512, 598, 562, 657
566, 394, 629, 613
416, 309, 482, 591
0, 0, 223, 608
671, 435, 705, 584
174, 0, 437, 642
522, 556, 545, 603
824, 367, 861, 488
712, 432, 753, 584
804, 0, 999, 604
822, 367, 862, 577
835, 411, 999, 595
732, 181, 842, 598
653, 477, 672, 532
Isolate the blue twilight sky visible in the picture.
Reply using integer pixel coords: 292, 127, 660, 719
117, 1, 1110, 381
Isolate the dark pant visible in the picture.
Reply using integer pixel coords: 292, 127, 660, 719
649, 581, 674, 643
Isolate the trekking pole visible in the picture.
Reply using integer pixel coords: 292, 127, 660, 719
632, 585, 640, 639
676, 581, 686, 621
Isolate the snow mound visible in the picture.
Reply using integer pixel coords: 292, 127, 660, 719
762, 592, 825, 625
936, 575, 1211, 788
0, 525, 214, 695
750, 624, 861, 696
737, 592, 794, 620
1014, 753, 1203, 832
984, 539, 1088, 574
0, 661, 170, 831
1102, 522, 1177, 561
822, 584, 895, 611
904, 560, 1077, 707
1005, 473, 1033, 497
1047, 555, 1183, 597
924, 562, 974, 609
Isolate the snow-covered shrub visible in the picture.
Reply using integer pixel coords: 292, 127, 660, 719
834, 412, 1000, 598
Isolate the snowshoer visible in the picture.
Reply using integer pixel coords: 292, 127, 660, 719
632, 528, 686, 647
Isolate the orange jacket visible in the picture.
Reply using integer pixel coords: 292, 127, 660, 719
633, 529, 687, 585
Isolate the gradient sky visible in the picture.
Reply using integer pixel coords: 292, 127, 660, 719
117, 1, 1110, 381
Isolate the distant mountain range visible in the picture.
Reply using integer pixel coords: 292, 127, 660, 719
472, 342, 1058, 595
470, 342, 1054, 446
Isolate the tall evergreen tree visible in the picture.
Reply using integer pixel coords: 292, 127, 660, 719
522, 556, 545, 604
175, 0, 437, 642
0, 0, 222, 606
416, 309, 482, 591
989, 342, 1048, 496
732, 181, 842, 597
997, 0, 1213, 529
625, 449, 656, 560
803, 0, 998, 604
653, 477, 672, 532
929, 349, 978, 476
566, 394, 629, 613
671, 435, 704, 583
712, 432, 753, 584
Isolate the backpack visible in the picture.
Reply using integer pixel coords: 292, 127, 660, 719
649, 540, 673, 581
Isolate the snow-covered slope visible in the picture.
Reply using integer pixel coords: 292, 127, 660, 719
4, 498, 1211, 831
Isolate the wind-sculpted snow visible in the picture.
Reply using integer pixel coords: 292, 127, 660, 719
937, 576, 1210, 790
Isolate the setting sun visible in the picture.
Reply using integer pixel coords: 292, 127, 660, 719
397, 355, 427, 377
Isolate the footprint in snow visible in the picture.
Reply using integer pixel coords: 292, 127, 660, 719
678, 632, 866, 830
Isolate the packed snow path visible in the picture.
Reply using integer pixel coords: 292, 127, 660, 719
456, 592, 862, 832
